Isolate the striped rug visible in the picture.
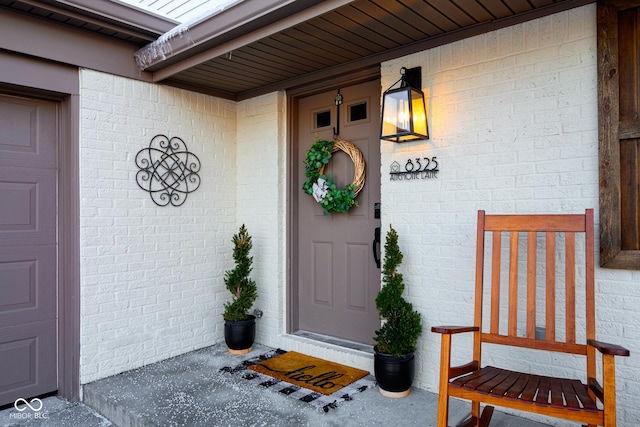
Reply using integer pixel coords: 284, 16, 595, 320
220, 349, 375, 412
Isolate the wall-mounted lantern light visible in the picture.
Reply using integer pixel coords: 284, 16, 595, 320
380, 66, 428, 142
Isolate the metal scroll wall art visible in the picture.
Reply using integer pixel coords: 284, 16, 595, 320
135, 135, 201, 207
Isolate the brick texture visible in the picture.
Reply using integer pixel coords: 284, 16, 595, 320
235, 92, 287, 349
79, 70, 236, 383
381, 5, 639, 426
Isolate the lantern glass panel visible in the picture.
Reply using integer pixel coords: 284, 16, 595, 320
380, 86, 428, 142
410, 88, 427, 137
381, 88, 409, 138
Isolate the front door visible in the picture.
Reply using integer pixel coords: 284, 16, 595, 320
294, 79, 381, 344
0, 93, 58, 406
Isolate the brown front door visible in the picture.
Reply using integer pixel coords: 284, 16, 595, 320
0, 94, 58, 406
294, 79, 381, 344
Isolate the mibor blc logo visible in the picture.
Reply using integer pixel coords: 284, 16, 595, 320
10, 397, 49, 420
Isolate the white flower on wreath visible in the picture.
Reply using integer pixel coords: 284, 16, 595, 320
312, 177, 329, 202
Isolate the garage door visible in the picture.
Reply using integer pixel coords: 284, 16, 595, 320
0, 93, 58, 406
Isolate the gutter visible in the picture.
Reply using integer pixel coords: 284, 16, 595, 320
133, 0, 245, 69
134, 0, 353, 81
25, 0, 176, 39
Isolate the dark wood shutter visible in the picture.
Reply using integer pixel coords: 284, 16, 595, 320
599, 0, 640, 269
619, 8, 640, 250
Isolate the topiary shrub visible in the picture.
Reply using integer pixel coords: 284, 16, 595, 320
223, 224, 258, 322
374, 225, 422, 358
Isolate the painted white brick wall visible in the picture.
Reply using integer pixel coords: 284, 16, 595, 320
79, 69, 237, 384
235, 91, 287, 347
381, 4, 640, 426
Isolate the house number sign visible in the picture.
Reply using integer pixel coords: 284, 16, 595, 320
390, 156, 439, 181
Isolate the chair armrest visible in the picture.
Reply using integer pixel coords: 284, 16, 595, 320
588, 339, 630, 356
431, 325, 478, 335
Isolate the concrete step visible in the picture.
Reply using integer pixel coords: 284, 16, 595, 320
82, 342, 553, 427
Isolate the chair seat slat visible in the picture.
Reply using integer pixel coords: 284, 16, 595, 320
560, 379, 582, 410
452, 366, 600, 412
535, 376, 551, 406
549, 377, 565, 408
452, 366, 500, 389
490, 371, 520, 397
519, 374, 540, 402
475, 369, 512, 394
571, 379, 599, 412
503, 373, 530, 400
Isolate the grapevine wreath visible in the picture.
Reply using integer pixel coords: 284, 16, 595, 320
302, 138, 365, 214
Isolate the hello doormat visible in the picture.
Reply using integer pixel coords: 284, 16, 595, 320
220, 349, 375, 412
248, 350, 369, 395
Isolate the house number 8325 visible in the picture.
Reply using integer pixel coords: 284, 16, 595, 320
404, 157, 438, 172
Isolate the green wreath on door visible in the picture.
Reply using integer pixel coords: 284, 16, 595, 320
302, 138, 365, 215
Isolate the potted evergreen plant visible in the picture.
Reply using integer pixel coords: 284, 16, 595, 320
373, 225, 422, 398
223, 224, 258, 355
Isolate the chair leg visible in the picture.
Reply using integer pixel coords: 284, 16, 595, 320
478, 405, 494, 427
436, 335, 453, 427
471, 400, 480, 424
436, 388, 449, 427
603, 354, 617, 427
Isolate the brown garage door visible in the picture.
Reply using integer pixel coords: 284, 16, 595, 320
0, 93, 58, 406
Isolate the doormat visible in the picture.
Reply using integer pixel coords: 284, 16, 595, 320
248, 350, 369, 395
219, 349, 375, 412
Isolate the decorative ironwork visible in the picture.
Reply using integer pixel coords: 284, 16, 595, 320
333, 89, 343, 137
135, 135, 201, 207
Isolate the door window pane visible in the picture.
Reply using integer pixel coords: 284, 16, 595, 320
348, 102, 367, 122
314, 110, 331, 129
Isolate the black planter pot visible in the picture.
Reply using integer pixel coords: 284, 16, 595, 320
224, 315, 256, 355
373, 347, 415, 398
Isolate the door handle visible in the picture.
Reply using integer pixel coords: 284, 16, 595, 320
373, 227, 381, 269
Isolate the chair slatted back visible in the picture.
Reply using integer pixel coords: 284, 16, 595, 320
474, 210, 595, 359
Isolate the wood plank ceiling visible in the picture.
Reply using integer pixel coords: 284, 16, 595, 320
1, 0, 595, 100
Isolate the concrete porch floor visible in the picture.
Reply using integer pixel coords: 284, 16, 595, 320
0, 343, 555, 427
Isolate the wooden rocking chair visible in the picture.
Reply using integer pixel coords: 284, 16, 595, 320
432, 209, 629, 427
